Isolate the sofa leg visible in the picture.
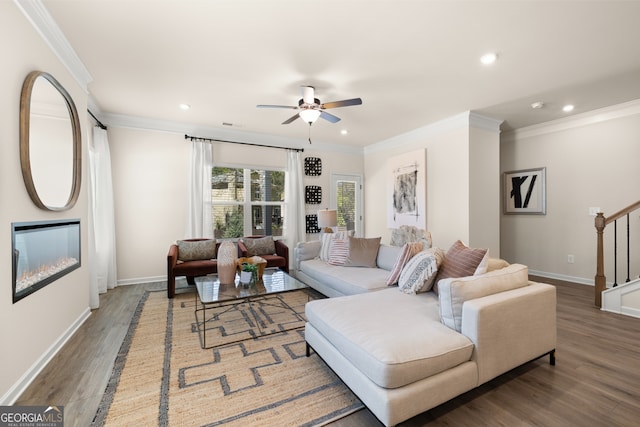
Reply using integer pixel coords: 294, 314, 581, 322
549, 349, 556, 366
186, 276, 196, 286
306, 343, 311, 357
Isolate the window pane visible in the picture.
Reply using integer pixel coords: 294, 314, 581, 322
337, 180, 356, 231
250, 169, 285, 202
213, 205, 244, 239
251, 205, 283, 236
212, 167, 244, 202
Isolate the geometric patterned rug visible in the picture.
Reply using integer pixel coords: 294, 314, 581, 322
92, 288, 363, 426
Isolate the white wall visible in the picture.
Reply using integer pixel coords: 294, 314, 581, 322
364, 112, 501, 255
108, 126, 364, 283
0, 2, 90, 403
501, 100, 640, 284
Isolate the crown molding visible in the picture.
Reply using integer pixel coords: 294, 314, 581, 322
502, 98, 640, 143
14, 0, 92, 91
364, 111, 502, 155
102, 113, 364, 155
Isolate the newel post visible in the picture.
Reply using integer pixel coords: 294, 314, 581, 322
594, 212, 606, 308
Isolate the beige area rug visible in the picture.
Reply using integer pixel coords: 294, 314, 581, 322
92, 287, 363, 426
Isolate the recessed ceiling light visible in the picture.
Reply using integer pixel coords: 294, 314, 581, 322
562, 104, 574, 112
340, 129, 348, 135
179, 103, 191, 110
480, 52, 498, 65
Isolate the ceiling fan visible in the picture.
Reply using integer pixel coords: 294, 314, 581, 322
257, 86, 362, 125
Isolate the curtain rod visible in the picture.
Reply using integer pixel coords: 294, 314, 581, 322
184, 134, 304, 152
88, 110, 107, 130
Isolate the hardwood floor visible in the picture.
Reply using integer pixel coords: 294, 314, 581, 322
16, 278, 640, 426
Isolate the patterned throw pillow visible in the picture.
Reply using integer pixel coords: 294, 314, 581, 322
177, 239, 216, 261
242, 236, 276, 256
398, 247, 445, 294
386, 242, 424, 285
434, 240, 488, 294
328, 239, 349, 265
319, 230, 352, 262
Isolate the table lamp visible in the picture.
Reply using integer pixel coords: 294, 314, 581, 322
317, 209, 338, 233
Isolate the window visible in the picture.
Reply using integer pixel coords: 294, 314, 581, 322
212, 167, 285, 239
331, 174, 362, 236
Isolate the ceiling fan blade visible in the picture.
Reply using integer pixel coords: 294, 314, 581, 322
320, 110, 341, 123
321, 98, 363, 109
282, 113, 300, 125
257, 104, 298, 109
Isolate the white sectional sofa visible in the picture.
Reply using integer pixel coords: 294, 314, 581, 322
296, 239, 557, 426
294, 239, 403, 297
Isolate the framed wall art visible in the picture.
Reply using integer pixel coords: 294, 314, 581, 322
304, 157, 322, 176
305, 185, 322, 204
503, 167, 546, 215
387, 149, 427, 229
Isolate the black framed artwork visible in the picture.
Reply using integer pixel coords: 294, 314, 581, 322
503, 167, 546, 215
305, 186, 322, 204
305, 215, 321, 233
304, 157, 322, 176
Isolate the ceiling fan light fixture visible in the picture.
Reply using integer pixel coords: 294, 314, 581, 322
299, 109, 321, 123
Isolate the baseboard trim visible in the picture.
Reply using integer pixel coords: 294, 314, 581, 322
528, 270, 595, 286
1, 307, 91, 405
117, 275, 166, 286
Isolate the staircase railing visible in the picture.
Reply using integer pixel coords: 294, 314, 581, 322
594, 200, 640, 307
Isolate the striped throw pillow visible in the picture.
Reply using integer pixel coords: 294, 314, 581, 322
328, 239, 350, 265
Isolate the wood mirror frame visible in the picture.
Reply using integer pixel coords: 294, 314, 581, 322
20, 71, 82, 211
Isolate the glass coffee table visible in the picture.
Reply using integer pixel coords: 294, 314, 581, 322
194, 268, 310, 349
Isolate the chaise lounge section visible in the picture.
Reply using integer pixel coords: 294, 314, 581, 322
303, 256, 557, 426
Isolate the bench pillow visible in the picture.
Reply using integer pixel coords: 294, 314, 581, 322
177, 239, 216, 261
438, 263, 529, 332
243, 236, 276, 256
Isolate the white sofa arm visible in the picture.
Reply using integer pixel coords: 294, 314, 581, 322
294, 240, 322, 270
461, 282, 556, 385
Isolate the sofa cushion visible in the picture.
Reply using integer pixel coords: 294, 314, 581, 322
438, 263, 529, 332
305, 288, 474, 389
242, 236, 276, 256
398, 247, 445, 294
177, 239, 216, 261
344, 237, 381, 267
299, 259, 391, 294
386, 242, 423, 285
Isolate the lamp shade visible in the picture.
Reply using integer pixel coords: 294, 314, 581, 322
299, 109, 321, 123
317, 209, 338, 228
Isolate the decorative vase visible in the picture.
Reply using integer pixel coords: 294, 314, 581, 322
217, 241, 237, 285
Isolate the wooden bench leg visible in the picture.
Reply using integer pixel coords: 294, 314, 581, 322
549, 349, 556, 366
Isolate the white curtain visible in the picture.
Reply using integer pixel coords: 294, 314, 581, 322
284, 150, 306, 269
186, 140, 213, 238
89, 126, 118, 309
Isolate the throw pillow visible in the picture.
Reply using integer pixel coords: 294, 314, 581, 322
434, 240, 489, 294
386, 242, 424, 285
319, 230, 352, 262
177, 239, 216, 261
328, 239, 349, 265
438, 263, 529, 332
398, 247, 445, 294
242, 236, 276, 256
343, 236, 381, 268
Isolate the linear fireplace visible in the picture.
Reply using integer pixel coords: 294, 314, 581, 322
12, 219, 81, 303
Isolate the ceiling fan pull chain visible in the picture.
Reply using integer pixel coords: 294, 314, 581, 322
308, 123, 312, 144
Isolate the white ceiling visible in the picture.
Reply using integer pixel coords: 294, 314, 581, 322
41, 0, 640, 148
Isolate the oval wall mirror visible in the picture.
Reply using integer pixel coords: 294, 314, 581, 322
20, 71, 81, 211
